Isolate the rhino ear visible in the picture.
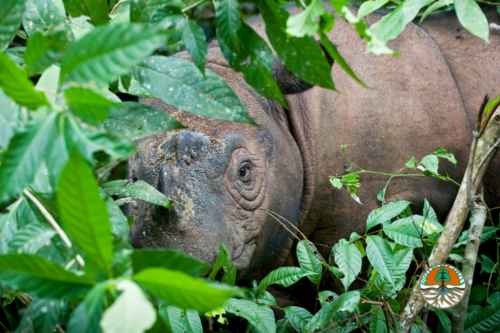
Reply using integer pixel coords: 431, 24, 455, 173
272, 42, 334, 95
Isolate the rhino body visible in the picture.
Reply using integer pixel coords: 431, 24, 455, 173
129, 7, 500, 282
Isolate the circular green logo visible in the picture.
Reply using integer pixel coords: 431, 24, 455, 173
419, 263, 466, 309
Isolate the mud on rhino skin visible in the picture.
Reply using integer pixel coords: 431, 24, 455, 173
129, 6, 500, 282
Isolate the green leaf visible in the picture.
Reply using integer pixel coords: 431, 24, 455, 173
383, 216, 424, 247
366, 235, 396, 284
209, 242, 236, 285
305, 290, 360, 331
101, 102, 185, 141
454, 226, 500, 248
0, 112, 57, 201
370, 0, 423, 43
0, 52, 49, 109
8, 223, 55, 254
66, 282, 106, 333
419, 0, 453, 26
0, 0, 26, 50
0, 88, 21, 149
283, 306, 312, 332
23, 0, 67, 37
366, 200, 411, 231
319, 31, 369, 88
358, 0, 390, 19
0, 254, 93, 298
130, 0, 183, 23
392, 247, 412, 284
334, 242, 362, 290
286, 0, 325, 38
134, 56, 256, 124
296, 240, 323, 286
181, 18, 207, 75
260, 0, 335, 91
133, 267, 237, 313
131, 248, 211, 277
65, 87, 118, 125
480, 254, 496, 274
406, 156, 416, 169
318, 290, 339, 307
57, 150, 113, 272
223, 299, 276, 333
24, 30, 68, 76
35, 64, 61, 105
102, 179, 173, 208
485, 96, 500, 117
256, 267, 315, 298
60, 23, 165, 85
464, 304, 500, 333
433, 148, 457, 165
63, 0, 110, 25
18, 298, 66, 333
158, 305, 185, 333
421, 154, 439, 174
454, 0, 489, 43
218, 23, 286, 107
330, 177, 342, 189
488, 292, 500, 306
435, 308, 451, 333
214, 0, 240, 52
100, 280, 156, 333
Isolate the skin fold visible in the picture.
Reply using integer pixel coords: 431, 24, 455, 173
129, 6, 500, 295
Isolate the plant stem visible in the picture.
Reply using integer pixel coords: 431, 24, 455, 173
451, 195, 487, 332
23, 188, 85, 267
109, 0, 122, 16
182, 0, 209, 13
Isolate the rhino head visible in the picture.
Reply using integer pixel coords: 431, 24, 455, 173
129, 46, 333, 279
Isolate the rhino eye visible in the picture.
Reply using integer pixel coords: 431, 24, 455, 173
238, 163, 252, 182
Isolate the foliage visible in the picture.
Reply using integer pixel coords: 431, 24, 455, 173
0, 0, 499, 332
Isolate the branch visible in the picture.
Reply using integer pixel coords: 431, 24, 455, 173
451, 195, 487, 332
399, 100, 500, 332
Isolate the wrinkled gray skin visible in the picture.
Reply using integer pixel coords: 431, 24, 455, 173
130, 6, 500, 283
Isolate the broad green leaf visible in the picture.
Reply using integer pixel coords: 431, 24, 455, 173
283, 306, 312, 332
423, 199, 446, 232
24, 30, 68, 76
102, 179, 173, 208
18, 298, 66, 333
60, 23, 165, 85
134, 56, 256, 124
65, 87, 118, 125
305, 290, 360, 331
256, 267, 315, 298
488, 292, 500, 306
296, 240, 323, 285
101, 102, 185, 141
434, 309, 451, 333
260, 0, 336, 91
5, 46, 26, 68
0, 112, 56, 201
485, 96, 500, 116
419, 0, 453, 26
0, 52, 49, 109
57, 150, 113, 272
366, 235, 396, 284
0, 0, 27, 50
100, 280, 156, 333
181, 309, 203, 333
480, 254, 496, 275
23, 0, 67, 37
319, 31, 369, 88
133, 267, 237, 312
182, 18, 207, 75
66, 282, 106, 333
0, 88, 21, 149
366, 200, 411, 231
318, 290, 339, 307
218, 23, 286, 107
158, 305, 185, 333
331, 177, 342, 189
369, 305, 389, 333
223, 299, 276, 333
358, 0, 390, 19
454, 226, 500, 248
247, 289, 278, 306
393, 247, 412, 283
214, 0, 240, 52
276, 318, 295, 333
454, 0, 489, 43
406, 156, 416, 168
118, 73, 154, 97
464, 304, 500, 333
65, 114, 135, 162
35, 64, 61, 105
334, 242, 362, 290
286, 0, 325, 38
130, 0, 183, 23
8, 223, 55, 254
131, 248, 211, 277
433, 148, 457, 165
63, 0, 110, 26
69, 15, 94, 40
421, 154, 439, 174
383, 216, 424, 247
209, 242, 234, 283
45, 112, 69, 185
370, 0, 423, 43
0, 254, 93, 298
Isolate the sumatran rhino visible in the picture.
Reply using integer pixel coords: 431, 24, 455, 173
129, 6, 500, 282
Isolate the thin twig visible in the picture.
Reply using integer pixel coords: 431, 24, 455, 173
109, 0, 122, 16
182, 0, 209, 12
472, 138, 500, 186
475, 0, 500, 5
23, 189, 85, 267
479, 99, 500, 138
